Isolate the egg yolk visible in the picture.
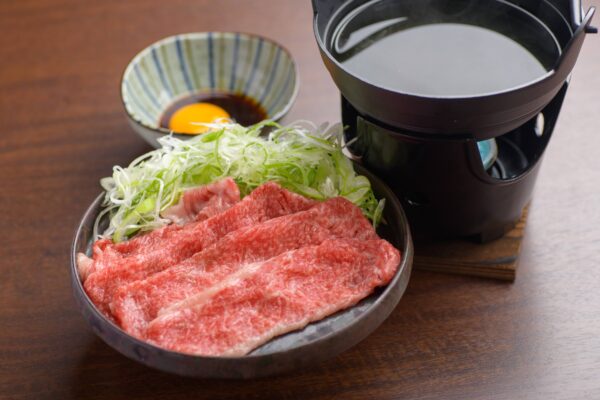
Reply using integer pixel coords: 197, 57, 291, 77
168, 103, 230, 134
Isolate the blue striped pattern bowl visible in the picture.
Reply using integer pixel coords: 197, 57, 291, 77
121, 32, 299, 147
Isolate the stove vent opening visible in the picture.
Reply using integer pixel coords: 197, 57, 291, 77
480, 112, 550, 180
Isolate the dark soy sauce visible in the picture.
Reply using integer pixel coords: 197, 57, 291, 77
335, 22, 550, 97
160, 92, 268, 129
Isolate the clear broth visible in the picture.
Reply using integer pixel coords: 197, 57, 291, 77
336, 22, 550, 97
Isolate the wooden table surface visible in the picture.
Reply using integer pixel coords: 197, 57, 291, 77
1, 1, 599, 399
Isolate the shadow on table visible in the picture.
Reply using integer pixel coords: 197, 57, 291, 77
68, 335, 347, 400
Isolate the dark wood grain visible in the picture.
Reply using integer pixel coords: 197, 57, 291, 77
1, 1, 599, 399
414, 208, 528, 281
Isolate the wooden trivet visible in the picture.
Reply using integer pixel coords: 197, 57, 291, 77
413, 208, 527, 281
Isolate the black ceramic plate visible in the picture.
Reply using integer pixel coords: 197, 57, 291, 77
70, 165, 413, 378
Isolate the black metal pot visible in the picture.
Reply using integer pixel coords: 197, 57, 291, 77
312, 0, 595, 138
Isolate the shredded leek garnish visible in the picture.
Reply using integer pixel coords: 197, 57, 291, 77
96, 121, 384, 242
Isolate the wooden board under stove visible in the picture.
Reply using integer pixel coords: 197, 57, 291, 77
413, 208, 527, 281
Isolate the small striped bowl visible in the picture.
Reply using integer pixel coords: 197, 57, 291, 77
121, 32, 299, 147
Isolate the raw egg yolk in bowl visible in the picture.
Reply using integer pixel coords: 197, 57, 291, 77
168, 103, 230, 134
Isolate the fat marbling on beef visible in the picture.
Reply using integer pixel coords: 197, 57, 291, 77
82, 182, 316, 316
160, 178, 242, 225
111, 196, 378, 337
145, 238, 401, 356
77, 178, 241, 281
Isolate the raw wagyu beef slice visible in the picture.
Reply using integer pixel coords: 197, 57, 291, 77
161, 178, 241, 224
83, 182, 316, 316
146, 238, 401, 356
112, 196, 377, 337
77, 178, 241, 280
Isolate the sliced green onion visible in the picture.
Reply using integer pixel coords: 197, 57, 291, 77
97, 121, 384, 242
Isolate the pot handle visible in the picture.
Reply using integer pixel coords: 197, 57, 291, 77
571, 0, 597, 33
554, 6, 596, 75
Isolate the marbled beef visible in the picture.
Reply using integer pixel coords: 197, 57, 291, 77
77, 178, 240, 280
83, 182, 316, 316
112, 197, 377, 337
145, 238, 400, 356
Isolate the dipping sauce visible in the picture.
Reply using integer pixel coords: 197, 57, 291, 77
160, 92, 268, 134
